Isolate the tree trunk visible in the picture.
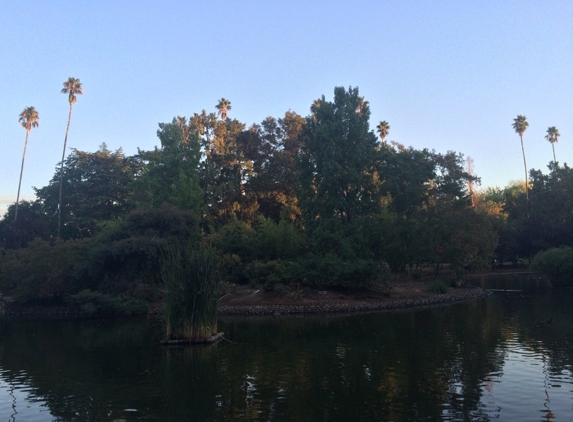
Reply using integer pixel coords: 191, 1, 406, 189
58, 103, 73, 238
14, 130, 30, 224
552, 144, 557, 164
520, 134, 528, 202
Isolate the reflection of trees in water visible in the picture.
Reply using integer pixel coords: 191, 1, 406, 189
4, 291, 571, 421
216, 302, 507, 421
493, 288, 573, 373
494, 288, 573, 421
0, 319, 163, 420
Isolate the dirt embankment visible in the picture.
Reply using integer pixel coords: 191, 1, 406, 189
0, 280, 492, 318
218, 281, 490, 316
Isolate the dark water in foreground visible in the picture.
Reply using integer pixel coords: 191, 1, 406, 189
1, 276, 573, 421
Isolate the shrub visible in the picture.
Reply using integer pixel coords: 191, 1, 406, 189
244, 260, 290, 291
66, 289, 149, 316
1, 239, 92, 303
295, 254, 389, 290
531, 247, 573, 287
88, 205, 200, 293
428, 279, 449, 294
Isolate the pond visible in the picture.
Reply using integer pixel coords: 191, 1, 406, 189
1, 276, 573, 421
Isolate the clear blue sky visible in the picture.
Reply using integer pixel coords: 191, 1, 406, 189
1, 1, 571, 216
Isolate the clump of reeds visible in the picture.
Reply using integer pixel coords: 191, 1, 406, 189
162, 244, 222, 342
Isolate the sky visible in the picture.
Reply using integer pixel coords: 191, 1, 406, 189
1, 1, 571, 217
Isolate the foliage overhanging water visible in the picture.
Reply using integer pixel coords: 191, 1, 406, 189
1, 275, 572, 421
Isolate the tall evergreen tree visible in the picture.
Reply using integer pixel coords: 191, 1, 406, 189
15, 106, 39, 223
298, 86, 379, 232
58, 77, 83, 238
134, 118, 202, 215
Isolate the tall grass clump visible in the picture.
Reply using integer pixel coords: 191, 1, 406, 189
162, 244, 222, 342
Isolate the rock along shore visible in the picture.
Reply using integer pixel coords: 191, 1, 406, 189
0, 286, 491, 319
218, 286, 491, 316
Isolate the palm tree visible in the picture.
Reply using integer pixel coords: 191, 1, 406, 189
15, 106, 39, 223
215, 98, 231, 120
58, 77, 83, 238
512, 115, 529, 201
545, 126, 560, 164
376, 120, 390, 142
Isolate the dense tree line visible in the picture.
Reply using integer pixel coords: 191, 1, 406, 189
1, 86, 566, 309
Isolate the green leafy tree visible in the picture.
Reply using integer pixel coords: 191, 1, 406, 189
525, 163, 573, 253
375, 144, 481, 273
58, 77, 83, 238
134, 118, 202, 215
0, 200, 51, 249
545, 126, 560, 164
474, 187, 518, 264
512, 115, 529, 201
376, 144, 435, 271
15, 106, 39, 223
237, 111, 305, 222
189, 110, 254, 228
35, 145, 142, 239
298, 86, 380, 236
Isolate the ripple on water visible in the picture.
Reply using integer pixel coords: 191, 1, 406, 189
478, 336, 573, 421
0, 374, 51, 422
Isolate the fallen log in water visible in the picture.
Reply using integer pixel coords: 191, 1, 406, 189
161, 332, 224, 345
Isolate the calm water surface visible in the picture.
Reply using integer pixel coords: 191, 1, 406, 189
1, 276, 573, 421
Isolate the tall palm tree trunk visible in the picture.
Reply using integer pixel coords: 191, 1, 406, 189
58, 104, 73, 238
14, 130, 30, 224
552, 144, 556, 164
520, 134, 528, 201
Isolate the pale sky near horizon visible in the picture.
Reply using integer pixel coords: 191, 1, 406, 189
1, 1, 572, 218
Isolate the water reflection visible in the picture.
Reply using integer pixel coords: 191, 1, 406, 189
0, 280, 572, 421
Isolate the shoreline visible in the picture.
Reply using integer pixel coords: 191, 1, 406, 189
0, 285, 491, 319
219, 286, 491, 316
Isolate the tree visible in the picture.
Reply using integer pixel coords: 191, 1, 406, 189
0, 200, 51, 249
236, 111, 305, 221
298, 86, 380, 256
15, 106, 39, 224
545, 126, 560, 164
58, 77, 83, 238
134, 118, 202, 215
215, 98, 232, 120
376, 120, 390, 142
35, 145, 143, 239
189, 111, 253, 228
512, 115, 529, 201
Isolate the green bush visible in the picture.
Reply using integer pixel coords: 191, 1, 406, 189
88, 205, 200, 293
66, 289, 149, 316
251, 218, 306, 261
1, 239, 92, 303
295, 254, 389, 290
244, 260, 292, 291
531, 247, 573, 287
428, 279, 449, 294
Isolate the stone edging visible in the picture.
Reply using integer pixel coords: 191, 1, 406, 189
219, 288, 491, 316
0, 288, 490, 319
